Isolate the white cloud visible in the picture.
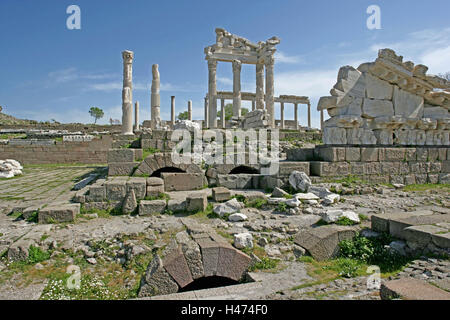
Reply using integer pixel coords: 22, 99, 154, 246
275, 69, 336, 99
274, 51, 303, 64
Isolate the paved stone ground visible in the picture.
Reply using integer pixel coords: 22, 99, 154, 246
0, 165, 100, 210
0, 167, 449, 300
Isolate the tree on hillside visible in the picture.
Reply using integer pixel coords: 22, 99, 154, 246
438, 72, 450, 81
220, 103, 249, 121
89, 107, 104, 124
177, 111, 189, 120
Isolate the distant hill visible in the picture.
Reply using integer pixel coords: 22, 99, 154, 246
0, 109, 37, 125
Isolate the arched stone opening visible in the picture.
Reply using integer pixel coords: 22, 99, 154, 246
150, 166, 185, 178
229, 165, 260, 174
178, 276, 239, 292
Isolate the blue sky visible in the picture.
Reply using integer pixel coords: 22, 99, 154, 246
0, 0, 449, 128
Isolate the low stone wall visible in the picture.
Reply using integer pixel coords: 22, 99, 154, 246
287, 146, 449, 185
0, 135, 112, 164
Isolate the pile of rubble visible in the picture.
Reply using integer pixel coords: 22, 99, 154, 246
0, 159, 23, 178
318, 48, 450, 145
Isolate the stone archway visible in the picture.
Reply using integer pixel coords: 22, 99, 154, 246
133, 153, 202, 177
137, 229, 252, 297
229, 165, 260, 175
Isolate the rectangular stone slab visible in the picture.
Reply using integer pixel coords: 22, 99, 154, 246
197, 239, 220, 277
162, 245, 193, 288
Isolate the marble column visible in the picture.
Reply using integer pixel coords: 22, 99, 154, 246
221, 99, 225, 128
208, 60, 218, 128
170, 96, 175, 127
232, 59, 242, 118
121, 50, 134, 135
151, 64, 161, 129
204, 97, 209, 128
252, 100, 256, 111
265, 57, 275, 128
188, 100, 192, 121
280, 102, 285, 129
134, 101, 140, 131
256, 63, 265, 110
308, 103, 312, 128
320, 109, 324, 131
294, 103, 299, 130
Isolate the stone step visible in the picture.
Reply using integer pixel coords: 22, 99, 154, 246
381, 278, 450, 300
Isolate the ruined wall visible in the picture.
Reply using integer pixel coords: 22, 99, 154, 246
0, 135, 112, 164
318, 49, 450, 146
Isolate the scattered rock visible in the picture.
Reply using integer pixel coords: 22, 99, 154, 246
288, 171, 311, 192
272, 187, 288, 198
86, 258, 97, 265
234, 233, 253, 249
213, 198, 244, 217
228, 213, 248, 222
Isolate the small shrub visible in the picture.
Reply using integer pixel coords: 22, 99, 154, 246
335, 216, 357, 226
28, 245, 51, 264
277, 202, 288, 213
249, 257, 279, 271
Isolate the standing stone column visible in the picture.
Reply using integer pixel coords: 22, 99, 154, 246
171, 96, 175, 127
308, 103, 312, 128
232, 59, 242, 118
188, 100, 192, 121
280, 102, 285, 129
151, 64, 161, 129
256, 63, 265, 110
294, 103, 299, 130
208, 60, 218, 128
221, 99, 225, 128
134, 101, 140, 131
204, 97, 209, 128
121, 50, 134, 135
265, 56, 275, 128
320, 110, 324, 131
251, 100, 256, 111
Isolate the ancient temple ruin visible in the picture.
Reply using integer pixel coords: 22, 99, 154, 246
318, 48, 450, 146
204, 28, 312, 129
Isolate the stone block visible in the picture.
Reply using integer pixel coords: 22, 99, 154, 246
345, 147, 361, 161
217, 246, 252, 281
380, 278, 450, 300
362, 99, 394, 118
393, 87, 424, 119
105, 180, 127, 201
294, 225, 357, 261
186, 193, 207, 212
146, 185, 164, 198
442, 161, 450, 173
439, 173, 450, 184
384, 148, 405, 161
197, 239, 220, 277
415, 174, 428, 184
138, 255, 179, 297
286, 148, 315, 161
38, 203, 80, 224
432, 232, 450, 250
162, 245, 193, 288
310, 162, 350, 177
126, 177, 147, 200
402, 225, 446, 249
146, 177, 164, 186
365, 73, 393, 100
259, 176, 283, 190
278, 162, 310, 176
217, 174, 258, 189
350, 162, 366, 175
139, 200, 166, 216
316, 147, 346, 162
381, 162, 399, 175
107, 149, 135, 163
361, 147, 379, 162
161, 173, 205, 192
108, 162, 136, 176
175, 231, 204, 279
86, 185, 106, 202
427, 174, 439, 184
167, 199, 187, 213
212, 187, 231, 202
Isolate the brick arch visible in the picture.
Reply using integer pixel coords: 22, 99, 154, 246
137, 231, 252, 297
133, 153, 202, 177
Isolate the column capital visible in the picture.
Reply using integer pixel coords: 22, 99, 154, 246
265, 55, 275, 66
122, 50, 134, 63
207, 59, 217, 69
232, 59, 242, 72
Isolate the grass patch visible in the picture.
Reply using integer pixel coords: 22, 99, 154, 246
403, 183, 450, 192
245, 198, 268, 209
140, 147, 160, 160
335, 216, 358, 226
248, 257, 279, 272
